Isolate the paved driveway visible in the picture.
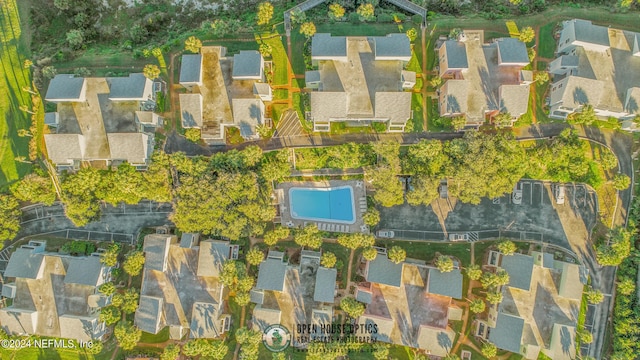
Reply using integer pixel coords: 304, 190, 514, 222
377, 180, 597, 251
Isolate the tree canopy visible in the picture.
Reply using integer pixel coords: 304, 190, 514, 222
263, 226, 290, 246
246, 248, 265, 266
388, 246, 406, 264
294, 224, 322, 249
435, 255, 454, 272
337, 233, 375, 250
184, 36, 202, 53
497, 240, 517, 255
122, 251, 145, 277
257, 2, 274, 26
114, 321, 141, 350
0, 194, 20, 243
321, 252, 337, 268
340, 297, 365, 318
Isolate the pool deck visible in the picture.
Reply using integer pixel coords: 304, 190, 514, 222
276, 180, 369, 234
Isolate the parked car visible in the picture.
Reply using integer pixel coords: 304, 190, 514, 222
554, 184, 565, 205
407, 177, 414, 192
449, 233, 468, 242
376, 230, 395, 238
512, 183, 523, 205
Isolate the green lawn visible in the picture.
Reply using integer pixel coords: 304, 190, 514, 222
376, 240, 472, 267
139, 327, 170, 344
539, 22, 556, 59
0, 0, 35, 188
259, 32, 289, 86
410, 93, 424, 132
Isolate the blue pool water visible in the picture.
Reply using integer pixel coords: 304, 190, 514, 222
289, 186, 355, 224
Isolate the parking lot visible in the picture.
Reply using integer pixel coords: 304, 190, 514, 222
377, 180, 598, 250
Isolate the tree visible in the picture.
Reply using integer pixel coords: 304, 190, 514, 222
221, 260, 247, 291
357, 3, 375, 21
53, 0, 70, 10
480, 272, 498, 289
161, 344, 181, 360
578, 329, 593, 344
99, 305, 121, 326
259, 43, 273, 58
123, 251, 145, 277
363, 208, 380, 226
498, 240, 517, 255
289, 8, 307, 25
294, 224, 322, 249
596, 226, 633, 266
450, 116, 466, 131
406, 28, 418, 42
486, 291, 503, 304
261, 149, 291, 182
184, 128, 201, 142
143, 64, 160, 80
493, 112, 513, 127
86, 340, 103, 355
435, 255, 454, 272
98, 282, 116, 296
620, 0, 636, 8
617, 278, 636, 296
586, 287, 604, 304
122, 288, 140, 314
466, 264, 482, 280
0, 195, 20, 243
518, 26, 535, 43
272, 352, 286, 360
372, 343, 389, 360
185, 36, 202, 53
568, 104, 597, 125
362, 247, 378, 261
601, 150, 618, 170
299, 22, 317, 38
388, 246, 406, 264
66, 29, 84, 49
246, 248, 265, 266
235, 291, 251, 306
114, 321, 141, 350
495, 269, 510, 286
469, 298, 486, 314
101, 244, 120, 267
528, 47, 536, 62
10, 174, 56, 205
430, 77, 442, 88
257, 2, 274, 26
42, 66, 57, 79
328, 3, 345, 20
340, 297, 365, 318
263, 227, 290, 246
321, 252, 337, 268
613, 173, 631, 190
337, 233, 375, 250
534, 71, 549, 84
481, 342, 497, 358
23, 59, 33, 68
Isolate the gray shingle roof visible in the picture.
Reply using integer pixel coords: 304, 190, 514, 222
500, 84, 530, 116
107, 133, 149, 164
573, 19, 610, 47
312, 33, 347, 58
180, 93, 203, 128
356, 288, 372, 304
107, 73, 151, 100
64, 256, 104, 286
232, 51, 263, 78
253, 82, 271, 96
427, 268, 463, 299
550, 76, 604, 110
197, 240, 231, 278
190, 302, 222, 338
500, 253, 534, 291
143, 235, 174, 272
489, 313, 525, 353
44, 134, 85, 165
366, 256, 403, 287
232, 98, 264, 138
559, 55, 579, 67
496, 38, 529, 64
250, 289, 265, 304
45, 74, 85, 101
3, 248, 45, 279
375, 92, 412, 124
0, 308, 38, 334
313, 267, 336, 303
180, 233, 199, 248
44, 112, 59, 126
305, 70, 321, 83
310, 92, 348, 122
625, 87, 640, 114
256, 258, 287, 291
135, 295, 164, 334
443, 40, 469, 69
59, 315, 102, 342
440, 80, 469, 115
180, 54, 203, 84
373, 34, 412, 59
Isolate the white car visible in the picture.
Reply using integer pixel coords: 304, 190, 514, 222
554, 184, 565, 205
376, 230, 395, 238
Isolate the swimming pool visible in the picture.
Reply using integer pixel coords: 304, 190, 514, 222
289, 186, 356, 224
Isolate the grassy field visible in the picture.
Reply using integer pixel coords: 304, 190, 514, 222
257, 32, 289, 86
377, 240, 473, 266
0, 0, 35, 188
539, 22, 557, 59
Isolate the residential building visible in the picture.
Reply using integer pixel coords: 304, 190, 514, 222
0, 241, 111, 342
178, 47, 272, 143
251, 250, 337, 345
44, 73, 160, 170
356, 249, 462, 356
480, 251, 586, 359
134, 235, 235, 339
437, 31, 532, 126
305, 33, 414, 132
549, 19, 640, 128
